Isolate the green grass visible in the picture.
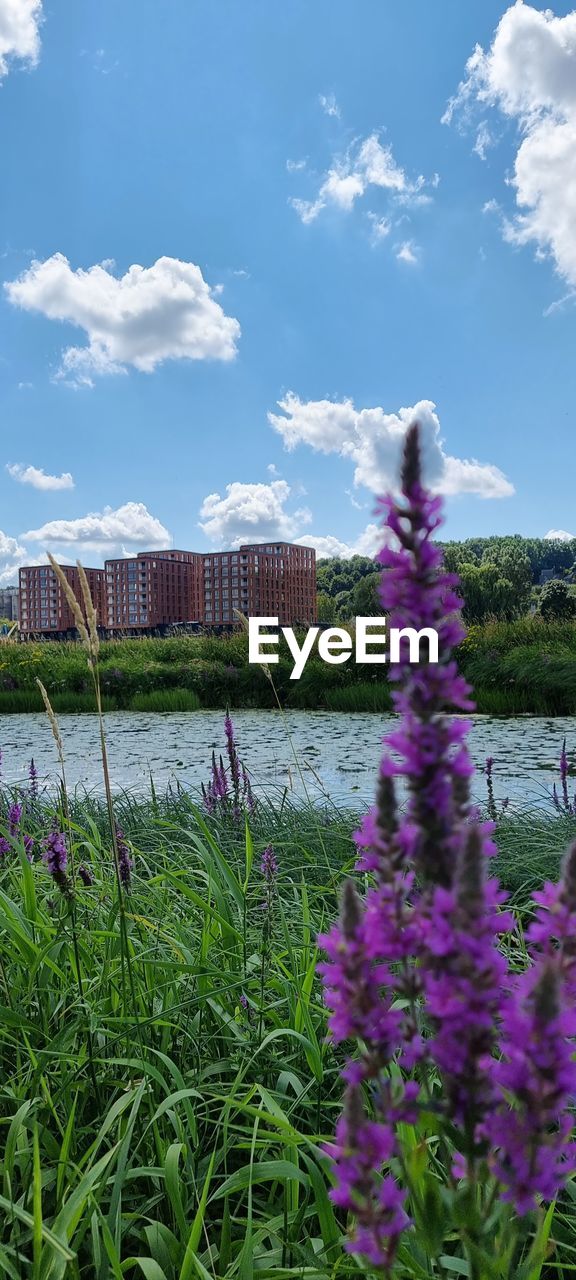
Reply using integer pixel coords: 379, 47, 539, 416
0, 790, 356, 1277
323, 681, 392, 712
129, 688, 201, 712
1, 771, 575, 1275
1, 616, 575, 713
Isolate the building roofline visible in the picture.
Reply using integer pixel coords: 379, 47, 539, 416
19, 563, 104, 574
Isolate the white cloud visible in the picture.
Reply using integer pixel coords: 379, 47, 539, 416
22, 501, 171, 550
290, 130, 433, 226
473, 121, 496, 160
7, 463, 74, 490
0, 528, 27, 585
345, 487, 367, 511
395, 239, 419, 265
319, 92, 340, 119
0, 0, 42, 78
286, 158, 307, 173
269, 394, 514, 500
199, 479, 311, 548
5, 254, 241, 385
367, 212, 392, 244
444, 3, 576, 288
544, 528, 575, 542
543, 289, 576, 317
299, 523, 383, 560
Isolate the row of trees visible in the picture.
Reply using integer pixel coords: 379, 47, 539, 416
316, 536, 576, 624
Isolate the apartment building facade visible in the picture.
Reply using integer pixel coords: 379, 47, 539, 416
18, 542, 316, 637
201, 542, 316, 627
0, 586, 19, 620
18, 564, 106, 636
104, 550, 203, 630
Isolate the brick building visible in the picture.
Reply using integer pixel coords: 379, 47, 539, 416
104, 550, 203, 630
18, 564, 106, 637
18, 542, 316, 637
0, 586, 19, 620
201, 542, 316, 627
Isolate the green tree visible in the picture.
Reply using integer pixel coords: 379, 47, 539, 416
539, 579, 576, 621
316, 592, 337, 624
351, 571, 382, 616
457, 562, 528, 623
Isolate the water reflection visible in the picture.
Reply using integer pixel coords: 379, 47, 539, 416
0, 709, 574, 809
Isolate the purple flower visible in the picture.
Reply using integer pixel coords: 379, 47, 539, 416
208, 751, 228, 801
260, 843, 278, 885
115, 825, 133, 889
202, 727, 255, 820
420, 826, 513, 1136
526, 840, 576, 997
29, 758, 38, 798
318, 879, 404, 1051
42, 826, 70, 895
8, 802, 23, 836
242, 765, 256, 815
225, 711, 241, 797
78, 864, 94, 886
325, 1086, 410, 1269
560, 739, 570, 810
201, 780, 216, 815
260, 844, 278, 920
485, 755, 497, 822
373, 427, 475, 889
5, 800, 34, 860
318, 423, 528, 1265
488, 962, 576, 1212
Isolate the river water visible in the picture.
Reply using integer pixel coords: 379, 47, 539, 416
0, 710, 574, 810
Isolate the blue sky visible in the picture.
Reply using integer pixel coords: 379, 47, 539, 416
1, 0, 575, 580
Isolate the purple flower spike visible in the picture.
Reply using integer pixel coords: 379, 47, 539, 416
489, 963, 576, 1212
42, 826, 70, 895
29, 758, 38, 798
202, 724, 255, 821
421, 826, 513, 1135
560, 739, 569, 807
115, 824, 133, 889
374, 426, 475, 888
225, 711, 241, 799
8, 802, 23, 836
317, 422, 572, 1268
326, 1086, 409, 1270
485, 755, 497, 822
260, 843, 278, 885
4, 800, 34, 861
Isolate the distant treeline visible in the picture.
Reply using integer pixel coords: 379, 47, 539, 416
317, 535, 576, 624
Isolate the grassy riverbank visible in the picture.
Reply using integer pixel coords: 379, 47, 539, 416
0, 779, 575, 1275
1, 615, 576, 714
